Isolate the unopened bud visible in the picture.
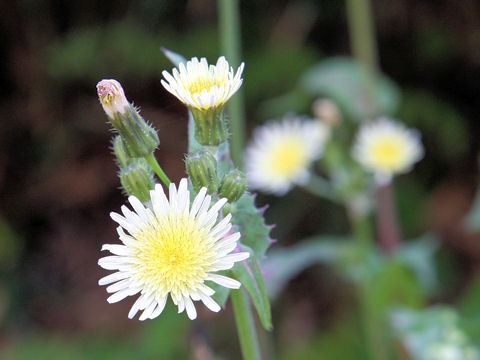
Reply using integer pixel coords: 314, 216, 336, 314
218, 169, 247, 203
312, 98, 342, 127
185, 150, 218, 193
97, 79, 129, 118
97, 79, 159, 158
112, 135, 130, 168
120, 159, 155, 202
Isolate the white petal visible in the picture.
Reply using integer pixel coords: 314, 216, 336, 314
200, 294, 221, 312
98, 271, 130, 286
185, 297, 197, 320
101, 244, 131, 256
128, 195, 149, 222
207, 274, 241, 289
110, 212, 136, 233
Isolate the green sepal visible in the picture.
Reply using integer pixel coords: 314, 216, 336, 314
110, 105, 159, 158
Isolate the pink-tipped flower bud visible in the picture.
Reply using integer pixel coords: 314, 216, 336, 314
96, 79, 159, 158
97, 79, 129, 118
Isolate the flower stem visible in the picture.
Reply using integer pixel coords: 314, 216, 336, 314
145, 153, 171, 187
348, 213, 387, 360
231, 288, 262, 360
345, 0, 378, 79
218, 0, 246, 167
376, 183, 402, 253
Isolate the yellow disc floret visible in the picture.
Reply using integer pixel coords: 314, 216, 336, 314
133, 214, 215, 300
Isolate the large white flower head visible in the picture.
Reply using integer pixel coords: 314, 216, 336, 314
161, 56, 244, 111
352, 117, 424, 185
245, 115, 330, 195
98, 178, 249, 321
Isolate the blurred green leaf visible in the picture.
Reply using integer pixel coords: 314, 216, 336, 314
395, 234, 439, 294
232, 244, 272, 331
298, 57, 401, 121
0, 217, 22, 270
262, 237, 349, 298
391, 307, 479, 360
161, 47, 187, 67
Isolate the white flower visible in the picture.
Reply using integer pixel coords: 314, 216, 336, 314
161, 56, 244, 111
98, 178, 249, 321
352, 117, 424, 185
245, 116, 330, 195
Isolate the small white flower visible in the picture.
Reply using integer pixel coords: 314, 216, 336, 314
98, 178, 249, 321
161, 56, 244, 111
245, 116, 330, 195
352, 117, 424, 185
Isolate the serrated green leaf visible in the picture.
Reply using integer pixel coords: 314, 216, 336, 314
161, 47, 187, 67
234, 193, 272, 260
232, 244, 272, 331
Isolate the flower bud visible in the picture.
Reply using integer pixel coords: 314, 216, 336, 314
120, 159, 155, 202
185, 150, 218, 193
97, 79, 159, 158
218, 169, 247, 203
112, 135, 130, 168
312, 98, 342, 127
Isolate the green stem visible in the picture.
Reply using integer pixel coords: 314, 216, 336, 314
145, 153, 171, 187
218, 0, 246, 167
349, 214, 387, 360
346, 0, 378, 79
231, 289, 262, 360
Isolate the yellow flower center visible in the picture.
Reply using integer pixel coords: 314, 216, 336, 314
185, 74, 227, 97
132, 214, 216, 298
268, 139, 308, 177
370, 138, 407, 170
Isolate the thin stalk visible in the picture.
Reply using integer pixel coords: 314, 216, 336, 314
376, 183, 401, 253
346, 0, 402, 253
145, 153, 171, 187
349, 213, 387, 360
218, 0, 246, 167
345, 0, 379, 79
231, 289, 262, 360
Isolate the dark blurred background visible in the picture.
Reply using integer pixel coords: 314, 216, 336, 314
1, 0, 480, 359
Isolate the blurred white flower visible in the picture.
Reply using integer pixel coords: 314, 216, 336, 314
245, 116, 330, 195
98, 178, 249, 321
352, 117, 424, 185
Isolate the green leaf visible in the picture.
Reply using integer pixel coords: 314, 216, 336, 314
262, 237, 349, 298
390, 307, 480, 359
232, 244, 272, 331
297, 57, 401, 121
395, 234, 439, 294
161, 47, 187, 67
233, 193, 273, 260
